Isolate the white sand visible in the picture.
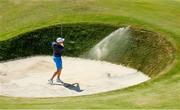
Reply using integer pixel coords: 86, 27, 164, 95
0, 56, 150, 97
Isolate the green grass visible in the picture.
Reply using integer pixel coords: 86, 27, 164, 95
0, 0, 180, 109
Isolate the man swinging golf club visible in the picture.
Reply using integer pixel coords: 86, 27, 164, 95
48, 37, 65, 84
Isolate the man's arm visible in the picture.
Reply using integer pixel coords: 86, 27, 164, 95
52, 42, 56, 47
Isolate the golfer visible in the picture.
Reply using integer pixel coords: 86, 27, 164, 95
49, 37, 65, 84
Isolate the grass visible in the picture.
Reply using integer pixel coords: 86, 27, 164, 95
0, 0, 180, 109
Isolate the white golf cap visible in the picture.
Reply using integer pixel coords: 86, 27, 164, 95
56, 37, 65, 43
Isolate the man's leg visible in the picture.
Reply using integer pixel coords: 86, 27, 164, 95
50, 71, 58, 80
57, 69, 62, 79
57, 69, 64, 83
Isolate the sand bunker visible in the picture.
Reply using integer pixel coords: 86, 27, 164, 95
0, 56, 150, 97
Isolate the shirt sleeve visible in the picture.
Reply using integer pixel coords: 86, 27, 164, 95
52, 42, 56, 46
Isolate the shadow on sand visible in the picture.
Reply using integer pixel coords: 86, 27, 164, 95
52, 82, 84, 92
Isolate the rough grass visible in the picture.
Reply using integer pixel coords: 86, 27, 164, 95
0, 0, 180, 109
